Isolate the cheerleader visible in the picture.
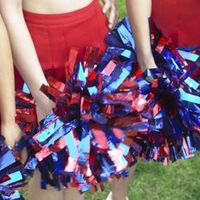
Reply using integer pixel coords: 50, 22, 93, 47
106, 1, 200, 200
0, 0, 118, 200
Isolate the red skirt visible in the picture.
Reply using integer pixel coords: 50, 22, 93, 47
15, 0, 109, 89
152, 0, 200, 47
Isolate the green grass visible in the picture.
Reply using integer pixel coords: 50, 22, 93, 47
118, 0, 127, 19
21, 154, 200, 200
21, 1, 200, 200
84, 154, 200, 200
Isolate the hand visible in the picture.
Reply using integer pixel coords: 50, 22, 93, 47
1, 121, 21, 148
34, 92, 55, 122
1, 121, 29, 163
102, 0, 118, 29
137, 52, 158, 72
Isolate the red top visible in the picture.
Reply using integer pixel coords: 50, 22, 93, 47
152, 0, 200, 47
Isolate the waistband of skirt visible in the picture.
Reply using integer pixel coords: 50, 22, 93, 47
23, 0, 100, 26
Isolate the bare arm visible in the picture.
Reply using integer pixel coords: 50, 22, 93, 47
0, 15, 15, 124
0, 0, 48, 97
126, 0, 157, 71
0, 0, 54, 121
0, 15, 21, 147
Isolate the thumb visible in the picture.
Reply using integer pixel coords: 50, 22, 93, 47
103, 0, 111, 13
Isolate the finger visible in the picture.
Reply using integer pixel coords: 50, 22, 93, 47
108, 7, 118, 29
21, 148, 28, 164
103, 0, 111, 13
13, 147, 21, 161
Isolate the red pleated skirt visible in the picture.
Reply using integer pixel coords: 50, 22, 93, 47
15, 0, 109, 89
152, 0, 200, 47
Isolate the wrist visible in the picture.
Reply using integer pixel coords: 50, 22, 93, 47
29, 80, 49, 99
31, 84, 49, 101
137, 52, 157, 71
1, 116, 16, 125
1, 121, 16, 136
32, 90, 51, 105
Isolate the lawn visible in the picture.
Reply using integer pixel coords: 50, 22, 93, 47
85, 154, 200, 200
21, 1, 200, 200
118, 0, 127, 19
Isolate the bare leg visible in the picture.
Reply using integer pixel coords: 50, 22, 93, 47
110, 166, 136, 200
28, 170, 63, 200
63, 187, 84, 200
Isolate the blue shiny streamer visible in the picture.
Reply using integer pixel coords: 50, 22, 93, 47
102, 61, 132, 94
179, 88, 200, 104
0, 136, 25, 200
